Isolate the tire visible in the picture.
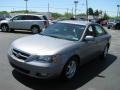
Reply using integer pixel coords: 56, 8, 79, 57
100, 46, 109, 60
107, 26, 110, 29
1, 24, 9, 32
115, 24, 120, 30
31, 26, 41, 34
9, 29, 14, 32
61, 57, 79, 81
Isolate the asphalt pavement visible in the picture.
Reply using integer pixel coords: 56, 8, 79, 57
0, 29, 120, 90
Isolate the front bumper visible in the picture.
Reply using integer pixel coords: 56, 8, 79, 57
8, 54, 62, 79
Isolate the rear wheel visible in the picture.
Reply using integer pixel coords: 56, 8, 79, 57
1, 24, 9, 32
61, 57, 79, 81
100, 46, 109, 60
9, 29, 14, 32
107, 26, 110, 29
31, 26, 41, 34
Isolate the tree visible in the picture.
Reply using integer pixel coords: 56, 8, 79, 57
64, 12, 73, 19
94, 9, 99, 16
77, 13, 86, 16
10, 10, 29, 13
51, 12, 63, 19
103, 12, 110, 20
88, 8, 94, 15
99, 10, 102, 15
0, 11, 9, 14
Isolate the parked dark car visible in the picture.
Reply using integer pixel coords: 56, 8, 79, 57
107, 19, 120, 29
96, 19, 107, 26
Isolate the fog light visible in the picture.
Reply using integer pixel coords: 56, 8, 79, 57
36, 72, 48, 77
41, 73, 48, 76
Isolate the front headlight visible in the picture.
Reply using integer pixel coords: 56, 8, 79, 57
33, 55, 61, 63
36, 56, 52, 63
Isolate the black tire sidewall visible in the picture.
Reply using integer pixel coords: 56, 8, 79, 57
100, 46, 109, 60
31, 26, 40, 34
61, 57, 79, 81
1, 24, 9, 32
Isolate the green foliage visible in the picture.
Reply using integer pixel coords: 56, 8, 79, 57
51, 12, 63, 19
99, 10, 102, 15
102, 12, 110, 20
88, 8, 94, 15
77, 13, 86, 16
87, 8, 103, 16
0, 11, 9, 14
64, 12, 73, 19
94, 9, 99, 16
10, 10, 29, 13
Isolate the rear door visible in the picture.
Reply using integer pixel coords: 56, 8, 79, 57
22, 15, 42, 29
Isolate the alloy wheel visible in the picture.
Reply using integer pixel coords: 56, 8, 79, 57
65, 60, 77, 79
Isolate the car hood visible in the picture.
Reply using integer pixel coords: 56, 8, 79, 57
0, 19, 9, 23
12, 34, 75, 55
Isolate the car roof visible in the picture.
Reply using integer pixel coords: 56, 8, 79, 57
58, 20, 91, 26
14, 14, 45, 17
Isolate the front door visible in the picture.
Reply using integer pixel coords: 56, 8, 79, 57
9, 15, 23, 29
80, 25, 98, 64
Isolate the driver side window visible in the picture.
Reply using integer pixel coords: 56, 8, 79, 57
86, 25, 95, 37
12, 16, 22, 20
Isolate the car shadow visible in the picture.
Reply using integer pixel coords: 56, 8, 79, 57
12, 54, 117, 90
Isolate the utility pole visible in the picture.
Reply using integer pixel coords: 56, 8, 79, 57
12, 8, 15, 12
48, 2, 50, 13
86, 0, 88, 20
117, 5, 120, 17
74, 0, 78, 18
47, 0, 50, 19
71, 8, 73, 17
24, 0, 28, 13
67, 8, 69, 14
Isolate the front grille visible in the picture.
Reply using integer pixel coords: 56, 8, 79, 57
12, 49, 30, 61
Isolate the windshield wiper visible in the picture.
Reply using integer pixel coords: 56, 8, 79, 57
47, 35, 63, 39
39, 34, 77, 41
39, 34, 62, 39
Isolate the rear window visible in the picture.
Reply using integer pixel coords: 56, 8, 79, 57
42, 16, 48, 20
23, 15, 41, 20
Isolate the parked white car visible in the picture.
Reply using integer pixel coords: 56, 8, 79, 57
0, 14, 49, 34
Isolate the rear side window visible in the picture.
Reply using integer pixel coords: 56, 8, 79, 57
94, 25, 107, 36
85, 25, 96, 37
31, 16, 41, 20
12, 16, 23, 20
21, 15, 41, 20
42, 16, 48, 20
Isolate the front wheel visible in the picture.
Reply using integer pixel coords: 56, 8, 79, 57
61, 57, 79, 81
9, 29, 14, 32
1, 24, 9, 32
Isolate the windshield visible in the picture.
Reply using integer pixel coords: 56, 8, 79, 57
40, 23, 85, 41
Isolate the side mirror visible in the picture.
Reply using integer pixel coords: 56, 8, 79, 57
84, 35, 95, 41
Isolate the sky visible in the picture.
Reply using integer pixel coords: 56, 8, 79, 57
0, 0, 119, 16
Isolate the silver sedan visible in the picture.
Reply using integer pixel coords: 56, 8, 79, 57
8, 20, 111, 80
